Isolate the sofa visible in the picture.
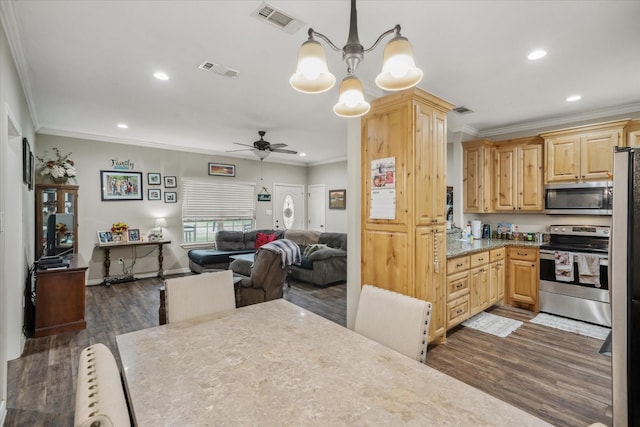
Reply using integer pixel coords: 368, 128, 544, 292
188, 229, 347, 286
188, 229, 284, 272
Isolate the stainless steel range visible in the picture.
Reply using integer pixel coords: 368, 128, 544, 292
539, 225, 610, 327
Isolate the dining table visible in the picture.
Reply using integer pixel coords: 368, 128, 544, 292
116, 299, 551, 426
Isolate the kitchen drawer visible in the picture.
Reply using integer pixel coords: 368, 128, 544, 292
447, 256, 470, 274
490, 247, 506, 262
447, 271, 469, 301
508, 247, 538, 262
447, 295, 470, 329
470, 251, 490, 268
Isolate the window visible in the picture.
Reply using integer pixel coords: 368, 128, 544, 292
182, 178, 255, 245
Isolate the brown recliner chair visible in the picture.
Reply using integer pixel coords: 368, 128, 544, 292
231, 247, 289, 307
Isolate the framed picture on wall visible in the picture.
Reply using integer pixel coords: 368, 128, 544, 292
164, 191, 177, 203
148, 188, 161, 200
100, 171, 143, 201
147, 173, 161, 185
208, 162, 235, 177
22, 137, 33, 188
164, 176, 177, 188
329, 189, 346, 209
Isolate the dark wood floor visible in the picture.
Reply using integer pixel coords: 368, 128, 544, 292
5, 277, 611, 426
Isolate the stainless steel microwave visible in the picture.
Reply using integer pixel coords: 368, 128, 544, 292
544, 181, 613, 215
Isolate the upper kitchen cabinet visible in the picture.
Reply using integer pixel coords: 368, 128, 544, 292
462, 139, 494, 213
541, 120, 628, 183
625, 120, 640, 148
493, 136, 544, 211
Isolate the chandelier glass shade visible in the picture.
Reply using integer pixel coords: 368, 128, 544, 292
290, 0, 423, 117
333, 76, 370, 117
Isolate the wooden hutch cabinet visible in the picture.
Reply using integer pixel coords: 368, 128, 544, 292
35, 183, 79, 259
361, 88, 453, 343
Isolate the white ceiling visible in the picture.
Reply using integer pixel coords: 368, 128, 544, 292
3, 0, 640, 165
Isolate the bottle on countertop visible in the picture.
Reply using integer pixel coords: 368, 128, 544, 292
465, 222, 472, 241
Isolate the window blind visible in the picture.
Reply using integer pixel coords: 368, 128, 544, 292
182, 178, 255, 220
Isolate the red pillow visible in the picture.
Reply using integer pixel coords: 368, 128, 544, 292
255, 232, 277, 249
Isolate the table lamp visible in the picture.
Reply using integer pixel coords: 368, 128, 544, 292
155, 217, 167, 239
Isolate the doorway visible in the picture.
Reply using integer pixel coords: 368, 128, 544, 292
307, 184, 325, 232
273, 184, 304, 230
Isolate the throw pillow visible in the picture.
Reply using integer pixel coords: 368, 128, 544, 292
303, 243, 328, 258
255, 232, 277, 249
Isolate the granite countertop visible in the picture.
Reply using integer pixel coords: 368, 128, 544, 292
117, 300, 551, 426
447, 237, 541, 258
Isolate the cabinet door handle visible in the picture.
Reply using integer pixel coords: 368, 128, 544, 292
478, 258, 484, 261
455, 283, 463, 289
456, 263, 463, 267
517, 252, 528, 256
532, 264, 536, 267
456, 308, 463, 315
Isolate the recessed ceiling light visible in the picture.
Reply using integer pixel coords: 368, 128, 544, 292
527, 49, 547, 60
153, 71, 170, 81
566, 95, 582, 102
299, 152, 307, 157
117, 123, 128, 129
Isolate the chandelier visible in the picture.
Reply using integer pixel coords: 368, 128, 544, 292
289, 0, 423, 118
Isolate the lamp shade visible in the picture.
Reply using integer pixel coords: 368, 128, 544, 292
375, 36, 423, 91
289, 40, 336, 94
254, 150, 270, 160
333, 76, 371, 118
155, 217, 167, 228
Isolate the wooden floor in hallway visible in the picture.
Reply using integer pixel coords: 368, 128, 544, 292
5, 277, 611, 426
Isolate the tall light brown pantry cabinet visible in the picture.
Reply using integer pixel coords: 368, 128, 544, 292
361, 88, 453, 344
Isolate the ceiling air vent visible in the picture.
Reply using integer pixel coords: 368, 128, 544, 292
452, 106, 474, 114
198, 61, 239, 78
251, 2, 305, 34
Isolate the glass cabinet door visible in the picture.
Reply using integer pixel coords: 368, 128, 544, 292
35, 184, 79, 259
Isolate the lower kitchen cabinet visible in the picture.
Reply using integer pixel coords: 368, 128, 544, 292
489, 248, 506, 305
446, 248, 504, 329
507, 246, 539, 312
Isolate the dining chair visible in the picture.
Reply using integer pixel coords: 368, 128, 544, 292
164, 270, 236, 323
74, 343, 131, 427
354, 284, 432, 363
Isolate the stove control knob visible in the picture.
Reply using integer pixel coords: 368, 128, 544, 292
603, 229, 609, 235
561, 227, 566, 232
553, 227, 559, 232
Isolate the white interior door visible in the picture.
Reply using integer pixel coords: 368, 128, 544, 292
308, 184, 325, 232
273, 184, 304, 230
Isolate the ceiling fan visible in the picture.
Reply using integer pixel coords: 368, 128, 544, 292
228, 131, 297, 159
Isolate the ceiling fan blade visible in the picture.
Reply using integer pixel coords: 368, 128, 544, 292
233, 142, 255, 148
226, 148, 256, 152
271, 148, 298, 154
268, 143, 287, 149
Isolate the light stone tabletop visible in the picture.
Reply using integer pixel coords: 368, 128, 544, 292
116, 299, 551, 426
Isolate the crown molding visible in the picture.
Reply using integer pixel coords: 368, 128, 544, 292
37, 127, 311, 167
478, 102, 640, 138
0, 0, 40, 128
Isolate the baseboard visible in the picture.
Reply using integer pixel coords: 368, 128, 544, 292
86, 267, 192, 286
0, 399, 6, 426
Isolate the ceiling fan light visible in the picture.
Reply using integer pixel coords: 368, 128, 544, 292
289, 40, 336, 94
375, 36, 423, 91
254, 150, 270, 160
333, 76, 370, 118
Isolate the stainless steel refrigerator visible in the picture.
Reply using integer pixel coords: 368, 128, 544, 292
612, 147, 640, 427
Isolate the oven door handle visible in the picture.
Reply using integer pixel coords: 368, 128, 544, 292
539, 250, 608, 266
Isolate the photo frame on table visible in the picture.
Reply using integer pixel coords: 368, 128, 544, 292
148, 188, 161, 201
97, 231, 114, 244
208, 162, 235, 177
22, 137, 33, 188
328, 189, 346, 210
164, 176, 177, 188
100, 170, 143, 201
164, 191, 177, 203
147, 172, 161, 185
127, 228, 141, 242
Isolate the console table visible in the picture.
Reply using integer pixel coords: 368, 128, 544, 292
94, 240, 171, 285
